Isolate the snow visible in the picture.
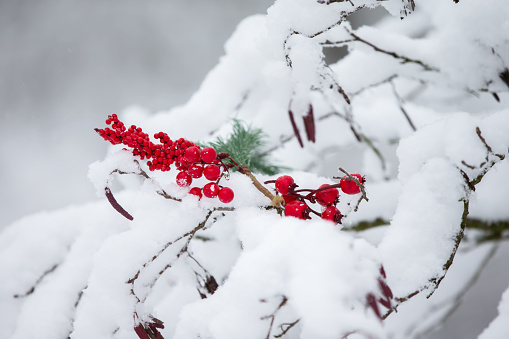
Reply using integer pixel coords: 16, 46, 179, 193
479, 285, 509, 339
0, 200, 130, 339
2, 0, 509, 338
174, 210, 384, 339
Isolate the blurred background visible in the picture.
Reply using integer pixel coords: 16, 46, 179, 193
0, 1, 504, 338
0, 0, 276, 227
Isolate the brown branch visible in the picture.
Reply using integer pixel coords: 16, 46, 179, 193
470, 128, 506, 186
350, 74, 398, 97
344, 28, 438, 72
410, 243, 498, 337
427, 199, 469, 298
274, 319, 301, 338
13, 263, 59, 298
381, 127, 506, 318
261, 296, 288, 339
127, 208, 232, 302
390, 80, 417, 131
237, 165, 283, 208
113, 161, 182, 202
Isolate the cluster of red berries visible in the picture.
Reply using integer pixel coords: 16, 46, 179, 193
95, 114, 234, 203
269, 174, 365, 225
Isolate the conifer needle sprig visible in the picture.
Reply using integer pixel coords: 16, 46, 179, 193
202, 119, 283, 175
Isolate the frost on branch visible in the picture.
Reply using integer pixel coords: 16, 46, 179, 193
2, 0, 509, 338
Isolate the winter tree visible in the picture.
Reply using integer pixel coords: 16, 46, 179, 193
1, 0, 509, 338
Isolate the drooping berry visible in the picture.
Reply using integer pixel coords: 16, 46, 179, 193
176, 171, 192, 187
315, 184, 339, 206
340, 174, 364, 195
275, 175, 295, 195
184, 146, 201, 163
321, 206, 343, 224
203, 164, 221, 181
200, 147, 217, 163
218, 187, 234, 203
188, 164, 204, 178
282, 194, 298, 205
189, 187, 202, 199
284, 201, 309, 220
203, 182, 220, 198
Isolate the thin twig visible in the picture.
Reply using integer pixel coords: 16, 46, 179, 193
410, 243, 499, 338
127, 208, 232, 302
261, 296, 288, 339
237, 165, 283, 207
350, 74, 398, 97
345, 28, 438, 72
382, 128, 506, 318
390, 80, 417, 131
13, 263, 59, 298
274, 319, 301, 338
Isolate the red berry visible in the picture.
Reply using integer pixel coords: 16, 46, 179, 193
184, 146, 201, 163
200, 147, 217, 163
315, 184, 339, 206
189, 187, 202, 199
340, 174, 364, 195
275, 175, 295, 195
218, 187, 234, 203
282, 194, 298, 205
321, 206, 343, 224
203, 164, 221, 181
284, 201, 309, 220
203, 182, 219, 198
176, 171, 192, 187
188, 164, 204, 178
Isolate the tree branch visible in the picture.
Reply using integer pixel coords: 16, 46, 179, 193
344, 28, 438, 72
13, 263, 59, 298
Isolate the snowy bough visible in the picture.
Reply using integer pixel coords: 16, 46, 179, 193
2, 0, 509, 338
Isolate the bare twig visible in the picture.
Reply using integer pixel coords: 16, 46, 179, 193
409, 243, 499, 338
274, 319, 301, 338
114, 160, 182, 202
237, 165, 283, 208
390, 81, 417, 131
336, 27, 438, 72
351, 74, 398, 97
13, 263, 59, 298
261, 296, 288, 339
382, 128, 506, 318
127, 208, 233, 302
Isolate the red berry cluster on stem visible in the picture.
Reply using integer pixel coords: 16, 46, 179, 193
267, 173, 365, 225
95, 114, 234, 203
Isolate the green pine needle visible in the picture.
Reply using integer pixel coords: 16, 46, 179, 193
201, 120, 282, 175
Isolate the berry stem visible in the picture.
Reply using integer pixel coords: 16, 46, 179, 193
294, 183, 342, 194
307, 206, 322, 217
237, 165, 282, 207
